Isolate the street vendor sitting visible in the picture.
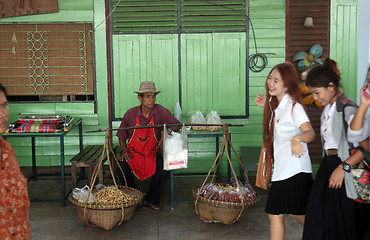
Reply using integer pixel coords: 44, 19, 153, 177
116, 81, 181, 210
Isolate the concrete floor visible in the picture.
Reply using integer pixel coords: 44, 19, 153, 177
27, 176, 303, 240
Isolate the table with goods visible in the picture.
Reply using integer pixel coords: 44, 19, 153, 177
3, 115, 83, 207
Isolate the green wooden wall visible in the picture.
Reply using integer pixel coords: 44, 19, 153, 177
330, 0, 359, 101
0, 0, 286, 177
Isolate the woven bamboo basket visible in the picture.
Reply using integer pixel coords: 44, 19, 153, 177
69, 129, 144, 230
192, 185, 258, 225
193, 125, 259, 225
68, 186, 143, 230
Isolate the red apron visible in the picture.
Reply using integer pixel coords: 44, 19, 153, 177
127, 114, 159, 180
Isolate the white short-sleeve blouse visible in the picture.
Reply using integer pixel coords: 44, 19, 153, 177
272, 94, 313, 181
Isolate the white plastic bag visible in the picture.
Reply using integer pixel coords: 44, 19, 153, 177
72, 185, 95, 203
174, 102, 182, 122
163, 124, 188, 170
190, 111, 207, 130
206, 110, 222, 131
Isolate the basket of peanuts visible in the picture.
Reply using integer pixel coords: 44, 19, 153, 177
68, 185, 143, 230
68, 129, 144, 230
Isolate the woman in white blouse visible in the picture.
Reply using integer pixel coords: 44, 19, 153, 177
303, 58, 366, 240
255, 62, 315, 240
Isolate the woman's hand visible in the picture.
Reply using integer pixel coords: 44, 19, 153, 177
359, 85, 370, 107
255, 93, 266, 109
328, 165, 345, 189
291, 140, 304, 158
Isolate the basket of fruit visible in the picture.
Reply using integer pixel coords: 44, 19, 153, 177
192, 179, 259, 224
193, 125, 259, 224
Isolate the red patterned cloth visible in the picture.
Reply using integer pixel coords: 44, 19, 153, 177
18, 119, 60, 124
0, 138, 31, 239
13, 123, 59, 133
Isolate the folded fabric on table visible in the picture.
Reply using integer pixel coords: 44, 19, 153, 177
18, 118, 61, 124
12, 122, 60, 133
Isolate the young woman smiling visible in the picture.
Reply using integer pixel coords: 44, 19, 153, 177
302, 58, 367, 240
255, 62, 315, 240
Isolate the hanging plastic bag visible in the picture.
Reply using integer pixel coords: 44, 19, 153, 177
190, 111, 207, 130
206, 110, 222, 131
163, 124, 188, 170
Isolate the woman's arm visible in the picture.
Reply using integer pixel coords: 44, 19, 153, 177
329, 144, 367, 189
350, 85, 370, 131
291, 122, 315, 157
360, 138, 369, 152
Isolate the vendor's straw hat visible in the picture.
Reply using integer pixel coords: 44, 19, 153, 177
134, 81, 161, 94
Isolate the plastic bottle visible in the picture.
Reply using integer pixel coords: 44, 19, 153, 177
174, 102, 182, 122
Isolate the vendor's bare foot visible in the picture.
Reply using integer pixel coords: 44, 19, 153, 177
148, 203, 161, 210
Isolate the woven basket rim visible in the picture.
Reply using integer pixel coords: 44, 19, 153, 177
192, 185, 259, 207
69, 185, 143, 210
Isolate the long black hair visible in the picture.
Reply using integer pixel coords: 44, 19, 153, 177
306, 58, 342, 91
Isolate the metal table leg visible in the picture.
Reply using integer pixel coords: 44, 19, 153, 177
31, 137, 37, 181
60, 136, 66, 207
170, 170, 174, 209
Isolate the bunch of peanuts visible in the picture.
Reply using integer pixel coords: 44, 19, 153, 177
207, 126, 221, 131
93, 186, 137, 205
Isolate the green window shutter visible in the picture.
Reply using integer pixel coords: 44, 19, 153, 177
181, 0, 247, 32
112, 0, 178, 32
112, 0, 247, 33
181, 33, 246, 117
113, 34, 179, 119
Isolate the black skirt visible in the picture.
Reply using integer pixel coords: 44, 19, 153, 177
265, 172, 313, 215
302, 155, 358, 240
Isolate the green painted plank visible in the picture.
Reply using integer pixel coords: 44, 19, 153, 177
55, 102, 95, 115
17, 156, 51, 167
330, 0, 359, 102
9, 103, 56, 115
250, 0, 285, 8
0, 10, 93, 23
59, 0, 93, 10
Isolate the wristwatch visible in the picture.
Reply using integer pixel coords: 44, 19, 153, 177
342, 162, 351, 173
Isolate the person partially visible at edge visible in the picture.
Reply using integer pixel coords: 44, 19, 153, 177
347, 66, 370, 240
116, 81, 181, 210
0, 83, 31, 239
348, 66, 370, 150
302, 58, 367, 240
255, 62, 315, 240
